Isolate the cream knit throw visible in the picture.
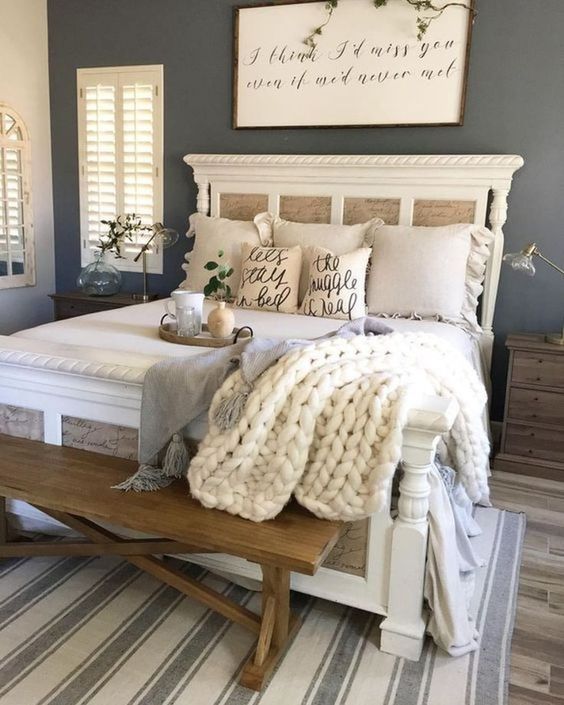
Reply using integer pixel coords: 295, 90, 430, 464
188, 332, 490, 522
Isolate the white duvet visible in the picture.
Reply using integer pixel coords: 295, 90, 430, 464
8, 299, 488, 444
13, 298, 482, 375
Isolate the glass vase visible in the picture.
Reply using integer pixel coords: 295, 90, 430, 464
77, 252, 122, 296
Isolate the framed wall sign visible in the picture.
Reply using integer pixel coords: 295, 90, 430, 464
233, 0, 474, 129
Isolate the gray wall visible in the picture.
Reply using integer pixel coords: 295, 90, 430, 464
47, 0, 564, 419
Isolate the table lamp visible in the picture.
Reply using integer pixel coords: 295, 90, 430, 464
503, 242, 564, 345
132, 223, 179, 302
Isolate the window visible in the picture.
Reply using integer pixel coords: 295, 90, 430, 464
77, 65, 163, 272
0, 105, 35, 289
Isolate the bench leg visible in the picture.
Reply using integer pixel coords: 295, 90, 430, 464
240, 565, 300, 691
0, 503, 301, 692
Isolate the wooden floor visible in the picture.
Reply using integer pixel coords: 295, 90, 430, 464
490, 470, 564, 704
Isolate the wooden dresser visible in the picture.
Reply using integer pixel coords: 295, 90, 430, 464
496, 334, 564, 481
49, 291, 158, 321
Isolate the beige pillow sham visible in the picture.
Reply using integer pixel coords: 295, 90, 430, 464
272, 216, 383, 301
366, 223, 494, 332
237, 244, 302, 314
182, 212, 273, 296
301, 246, 371, 320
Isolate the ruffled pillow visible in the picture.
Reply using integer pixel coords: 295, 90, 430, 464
366, 224, 494, 334
181, 212, 273, 296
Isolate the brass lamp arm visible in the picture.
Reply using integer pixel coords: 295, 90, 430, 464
536, 250, 564, 277
133, 230, 158, 263
523, 243, 564, 277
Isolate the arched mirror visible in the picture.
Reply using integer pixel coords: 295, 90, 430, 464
0, 105, 35, 289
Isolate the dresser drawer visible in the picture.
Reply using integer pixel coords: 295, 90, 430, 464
507, 387, 564, 427
54, 300, 115, 320
512, 351, 564, 388
504, 423, 564, 463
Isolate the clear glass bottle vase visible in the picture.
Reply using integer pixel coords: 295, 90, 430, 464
76, 252, 122, 296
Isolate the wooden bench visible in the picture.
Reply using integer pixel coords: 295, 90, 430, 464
0, 434, 342, 691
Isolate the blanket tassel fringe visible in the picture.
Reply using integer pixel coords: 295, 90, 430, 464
113, 434, 188, 492
163, 433, 189, 478
213, 389, 250, 431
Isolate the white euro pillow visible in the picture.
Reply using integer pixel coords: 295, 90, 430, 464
272, 216, 383, 302
366, 223, 494, 333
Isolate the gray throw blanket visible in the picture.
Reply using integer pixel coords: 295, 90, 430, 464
114, 317, 392, 492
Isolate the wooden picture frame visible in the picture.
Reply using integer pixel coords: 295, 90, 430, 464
233, 0, 474, 129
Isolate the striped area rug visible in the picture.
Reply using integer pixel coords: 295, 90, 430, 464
0, 507, 524, 705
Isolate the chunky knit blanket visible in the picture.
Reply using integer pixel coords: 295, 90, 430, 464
188, 332, 490, 522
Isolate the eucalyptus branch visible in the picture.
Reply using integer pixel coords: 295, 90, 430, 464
305, 0, 338, 48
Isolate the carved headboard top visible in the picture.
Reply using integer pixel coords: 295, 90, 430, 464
183, 154, 524, 363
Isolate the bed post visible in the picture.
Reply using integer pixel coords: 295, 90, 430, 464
194, 176, 210, 215
480, 187, 510, 372
380, 393, 458, 661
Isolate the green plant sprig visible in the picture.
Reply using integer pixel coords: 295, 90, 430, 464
305, 0, 476, 46
98, 214, 152, 259
203, 250, 234, 301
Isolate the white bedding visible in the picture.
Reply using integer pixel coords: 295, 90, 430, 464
8, 299, 486, 444
14, 298, 481, 372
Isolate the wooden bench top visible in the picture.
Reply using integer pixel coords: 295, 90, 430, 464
0, 435, 342, 575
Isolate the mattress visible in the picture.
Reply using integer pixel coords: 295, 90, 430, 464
14, 298, 481, 370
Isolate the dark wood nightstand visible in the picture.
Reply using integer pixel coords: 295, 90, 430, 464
495, 333, 564, 481
49, 291, 158, 321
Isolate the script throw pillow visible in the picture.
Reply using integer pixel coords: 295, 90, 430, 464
300, 246, 371, 320
236, 244, 302, 313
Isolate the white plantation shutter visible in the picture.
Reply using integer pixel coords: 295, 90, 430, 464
121, 80, 155, 256
84, 82, 117, 248
77, 66, 163, 271
0, 105, 35, 290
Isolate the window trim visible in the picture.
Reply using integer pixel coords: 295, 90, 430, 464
0, 103, 35, 290
76, 65, 164, 274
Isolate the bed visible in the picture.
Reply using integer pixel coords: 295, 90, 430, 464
0, 153, 524, 660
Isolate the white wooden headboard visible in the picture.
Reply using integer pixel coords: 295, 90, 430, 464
182, 153, 524, 368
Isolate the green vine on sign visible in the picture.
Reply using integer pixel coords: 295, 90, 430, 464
304, 0, 476, 47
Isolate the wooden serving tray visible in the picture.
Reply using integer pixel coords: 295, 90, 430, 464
158, 322, 252, 348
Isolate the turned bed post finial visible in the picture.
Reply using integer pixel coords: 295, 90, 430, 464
195, 175, 211, 216
481, 187, 510, 368
380, 393, 458, 661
